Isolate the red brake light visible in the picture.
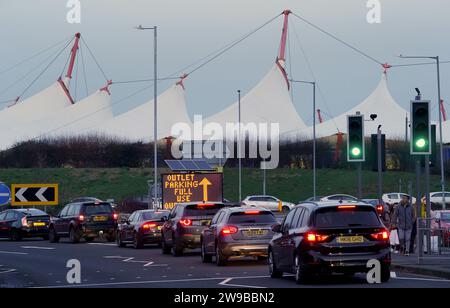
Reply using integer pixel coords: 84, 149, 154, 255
78, 215, 85, 221
142, 223, 157, 230
113, 213, 119, 220
221, 226, 238, 236
371, 229, 389, 241
305, 232, 329, 243
244, 210, 260, 215
180, 219, 192, 227
376, 205, 383, 215
338, 205, 356, 210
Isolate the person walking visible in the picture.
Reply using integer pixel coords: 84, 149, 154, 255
392, 195, 417, 256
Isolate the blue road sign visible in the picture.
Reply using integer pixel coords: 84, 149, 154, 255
0, 183, 11, 206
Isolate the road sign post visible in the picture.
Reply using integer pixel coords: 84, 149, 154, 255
11, 184, 58, 206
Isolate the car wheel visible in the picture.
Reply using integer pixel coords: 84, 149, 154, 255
49, 227, 59, 243
172, 236, 183, 257
161, 235, 171, 254
282, 206, 290, 213
201, 240, 212, 263
294, 255, 310, 284
381, 264, 391, 283
215, 244, 227, 266
69, 227, 80, 244
85, 237, 95, 243
42, 235, 49, 241
268, 249, 283, 278
10, 229, 22, 241
116, 232, 126, 247
133, 233, 143, 249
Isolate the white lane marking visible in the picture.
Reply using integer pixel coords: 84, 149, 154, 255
394, 276, 450, 283
33, 275, 270, 289
21, 246, 55, 250
390, 271, 397, 278
88, 243, 117, 247
103, 256, 164, 267
219, 278, 266, 289
0, 269, 16, 274
0, 250, 28, 255
143, 261, 154, 267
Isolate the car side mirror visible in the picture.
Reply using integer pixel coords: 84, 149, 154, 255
272, 224, 282, 233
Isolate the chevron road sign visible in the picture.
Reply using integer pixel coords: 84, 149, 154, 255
11, 184, 59, 206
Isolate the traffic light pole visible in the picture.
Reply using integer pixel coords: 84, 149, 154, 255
377, 126, 383, 204
425, 155, 432, 253
357, 162, 362, 199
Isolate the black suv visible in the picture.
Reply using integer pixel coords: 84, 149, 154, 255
161, 202, 228, 256
268, 202, 391, 283
49, 201, 118, 243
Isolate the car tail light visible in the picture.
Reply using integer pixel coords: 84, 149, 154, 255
371, 229, 389, 241
113, 213, 119, 220
244, 210, 260, 215
78, 215, 85, 221
376, 205, 383, 215
21, 217, 28, 227
338, 205, 356, 210
305, 232, 329, 243
180, 219, 192, 227
221, 226, 238, 236
142, 223, 157, 230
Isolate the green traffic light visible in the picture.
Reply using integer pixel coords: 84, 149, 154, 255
415, 138, 426, 148
351, 147, 361, 157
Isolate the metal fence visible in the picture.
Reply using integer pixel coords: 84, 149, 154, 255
417, 217, 450, 264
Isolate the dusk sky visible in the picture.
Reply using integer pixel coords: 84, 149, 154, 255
1, 0, 449, 124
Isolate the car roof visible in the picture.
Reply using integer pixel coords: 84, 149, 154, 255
245, 195, 275, 198
297, 200, 373, 210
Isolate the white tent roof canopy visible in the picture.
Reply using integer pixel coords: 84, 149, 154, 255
204, 63, 307, 139
93, 83, 191, 141
292, 73, 410, 140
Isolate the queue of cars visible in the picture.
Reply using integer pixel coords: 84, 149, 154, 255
0, 194, 393, 284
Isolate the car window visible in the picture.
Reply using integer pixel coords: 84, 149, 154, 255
314, 207, 380, 228
60, 205, 70, 217
300, 209, 310, 227
183, 203, 226, 217
0, 212, 6, 220
248, 197, 258, 201
70, 204, 82, 216
432, 193, 442, 198
282, 209, 296, 231
84, 204, 112, 215
228, 211, 276, 224
211, 211, 223, 225
5, 211, 16, 220
141, 211, 168, 221
128, 213, 136, 222
265, 197, 277, 202
388, 194, 398, 199
292, 208, 303, 229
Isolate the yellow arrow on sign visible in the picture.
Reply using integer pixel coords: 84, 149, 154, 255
199, 178, 212, 202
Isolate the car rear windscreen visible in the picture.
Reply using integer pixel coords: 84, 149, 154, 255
314, 207, 380, 228
20, 209, 48, 216
141, 211, 168, 220
184, 204, 226, 216
228, 212, 276, 224
84, 204, 112, 215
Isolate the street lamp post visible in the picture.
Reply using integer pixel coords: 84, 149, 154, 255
238, 90, 242, 202
290, 80, 317, 199
399, 55, 446, 210
136, 25, 158, 209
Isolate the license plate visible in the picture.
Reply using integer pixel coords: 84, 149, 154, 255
33, 222, 46, 227
157, 226, 162, 230
243, 230, 267, 237
93, 216, 108, 222
193, 220, 211, 226
337, 236, 364, 243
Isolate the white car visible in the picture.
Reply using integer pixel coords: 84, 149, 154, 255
241, 195, 295, 212
421, 192, 450, 210
382, 193, 416, 206
320, 194, 359, 202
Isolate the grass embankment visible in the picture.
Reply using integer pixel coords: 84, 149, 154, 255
0, 168, 448, 207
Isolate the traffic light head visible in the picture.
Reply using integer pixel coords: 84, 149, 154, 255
411, 101, 431, 155
347, 115, 365, 162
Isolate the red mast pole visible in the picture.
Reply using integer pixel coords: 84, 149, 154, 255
317, 109, 323, 123
66, 33, 81, 79
440, 99, 447, 122
276, 10, 291, 89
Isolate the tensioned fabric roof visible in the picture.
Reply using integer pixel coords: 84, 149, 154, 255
443, 120, 450, 143
204, 63, 307, 139
92, 83, 190, 141
0, 79, 73, 149
289, 72, 410, 140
